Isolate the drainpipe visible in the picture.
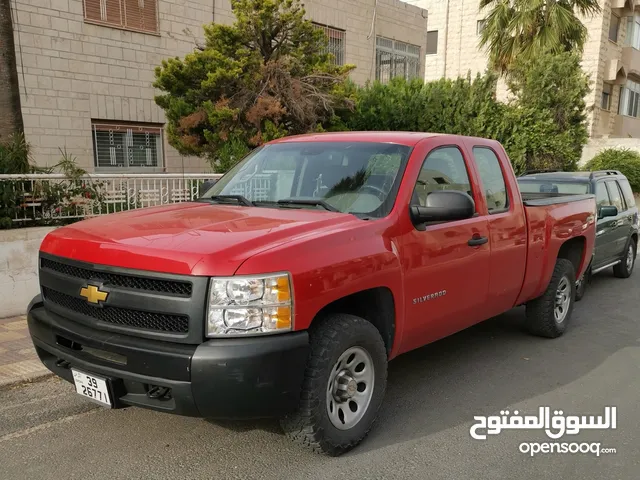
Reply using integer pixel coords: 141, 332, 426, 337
443, 0, 450, 78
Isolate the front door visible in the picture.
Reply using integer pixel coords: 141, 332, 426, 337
594, 181, 618, 267
399, 145, 491, 353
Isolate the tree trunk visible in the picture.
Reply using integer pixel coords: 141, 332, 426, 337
0, 0, 24, 141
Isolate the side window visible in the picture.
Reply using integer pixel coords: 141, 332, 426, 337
618, 179, 637, 209
412, 147, 472, 207
606, 180, 625, 212
472, 147, 509, 213
595, 182, 611, 208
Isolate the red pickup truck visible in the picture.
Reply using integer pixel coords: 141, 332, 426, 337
27, 132, 596, 456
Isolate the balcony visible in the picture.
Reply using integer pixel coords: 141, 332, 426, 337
622, 46, 640, 77
613, 114, 640, 137
612, 0, 640, 13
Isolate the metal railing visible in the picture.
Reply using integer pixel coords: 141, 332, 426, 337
0, 173, 222, 224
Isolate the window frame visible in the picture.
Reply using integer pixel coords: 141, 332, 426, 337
605, 180, 625, 212
83, 0, 160, 35
426, 30, 438, 55
609, 13, 620, 43
476, 19, 486, 35
601, 83, 612, 110
472, 146, 510, 215
595, 181, 612, 210
375, 36, 422, 83
411, 145, 476, 219
92, 121, 165, 171
618, 79, 640, 117
313, 23, 346, 66
618, 178, 637, 208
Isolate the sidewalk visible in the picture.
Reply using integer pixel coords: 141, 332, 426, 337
0, 315, 51, 388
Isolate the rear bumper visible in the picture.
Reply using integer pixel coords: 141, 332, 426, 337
27, 296, 309, 419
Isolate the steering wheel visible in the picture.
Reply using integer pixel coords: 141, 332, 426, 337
360, 185, 387, 200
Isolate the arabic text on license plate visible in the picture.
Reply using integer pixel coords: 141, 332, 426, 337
71, 369, 112, 407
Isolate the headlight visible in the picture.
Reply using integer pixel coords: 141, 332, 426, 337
206, 273, 293, 337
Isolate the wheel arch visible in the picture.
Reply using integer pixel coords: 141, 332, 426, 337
312, 287, 396, 356
557, 236, 587, 277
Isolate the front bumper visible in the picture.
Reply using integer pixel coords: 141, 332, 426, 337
27, 296, 309, 419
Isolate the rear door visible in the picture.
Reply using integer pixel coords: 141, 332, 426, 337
605, 180, 629, 258
594, 181, 618, 266
469, 144, 527, 317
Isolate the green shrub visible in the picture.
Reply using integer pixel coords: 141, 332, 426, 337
584, 148, 640, 192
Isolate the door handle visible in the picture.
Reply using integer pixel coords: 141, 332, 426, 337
468, 235, 488, 247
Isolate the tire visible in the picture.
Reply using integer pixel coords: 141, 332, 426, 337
613, 238, 637, 279
525, 258, 576, 338
280, 314, 388, 456
575, 266, 590, 302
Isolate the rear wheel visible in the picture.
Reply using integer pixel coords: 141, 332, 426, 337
280, 314, 388, 456
575, 266, 590, 302
525, 259, 576, 338
613, 238, 636, 278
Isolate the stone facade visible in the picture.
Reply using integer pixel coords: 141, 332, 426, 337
10, 0, 428, 173
416, 0, 640, 163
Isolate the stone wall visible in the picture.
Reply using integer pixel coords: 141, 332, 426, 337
12, 0, 428, 173
0, 227, 56, 318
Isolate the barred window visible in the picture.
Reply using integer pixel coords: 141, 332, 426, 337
375, 37, 421, 84
314, 23, 346, 65
83, 0, 159, 33
92, 122, 164, 169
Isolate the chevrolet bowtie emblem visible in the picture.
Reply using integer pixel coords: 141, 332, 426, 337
80, 284, 108, 305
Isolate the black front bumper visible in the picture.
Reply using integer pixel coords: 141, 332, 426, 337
27, 296, 309, 419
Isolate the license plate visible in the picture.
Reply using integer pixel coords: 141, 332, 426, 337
71, 369, 112, 407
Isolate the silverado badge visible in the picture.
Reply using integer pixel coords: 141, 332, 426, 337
80, 284, 108, 305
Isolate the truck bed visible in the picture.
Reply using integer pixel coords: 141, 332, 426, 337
515, 193, 597, 306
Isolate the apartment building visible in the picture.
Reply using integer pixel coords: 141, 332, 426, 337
9, 0, 428, 173
417, 0, 640, 162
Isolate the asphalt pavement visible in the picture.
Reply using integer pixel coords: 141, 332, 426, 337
1, 269, 638, 480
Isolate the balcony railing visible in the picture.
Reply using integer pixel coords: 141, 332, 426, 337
0, 173, 222, 225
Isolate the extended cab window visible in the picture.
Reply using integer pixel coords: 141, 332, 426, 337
595, 182, 611, 208
412, 147, 472, 207
606, 180, 625, 212
472, 147, 509, 213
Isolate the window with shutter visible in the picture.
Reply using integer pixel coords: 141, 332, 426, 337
123, 0, 158, 33
83, 0, 158, 33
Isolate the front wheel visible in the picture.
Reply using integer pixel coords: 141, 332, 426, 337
613, 238, 637, 278
280, 314, 388, 456
525, 258, 576, 338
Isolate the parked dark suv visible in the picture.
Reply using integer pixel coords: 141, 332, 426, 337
518, 170, 638, 300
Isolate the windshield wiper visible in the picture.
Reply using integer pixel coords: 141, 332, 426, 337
276, 199, 340, 212
203, 195, 255, 207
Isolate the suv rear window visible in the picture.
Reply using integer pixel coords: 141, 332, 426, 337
618, 178, 637, 209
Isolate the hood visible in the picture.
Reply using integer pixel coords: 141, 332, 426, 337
40, 202, 362, 276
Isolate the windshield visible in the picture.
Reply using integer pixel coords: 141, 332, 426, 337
201, 141, 412, 218
517, 179, 590, 195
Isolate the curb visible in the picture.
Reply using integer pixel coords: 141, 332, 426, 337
0, 372, 55, 392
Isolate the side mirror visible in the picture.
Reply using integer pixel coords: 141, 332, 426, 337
410, 190, 476, 225
598, 205, 618, 219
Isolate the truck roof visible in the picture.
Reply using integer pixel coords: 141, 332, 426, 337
268, 131, 496, 147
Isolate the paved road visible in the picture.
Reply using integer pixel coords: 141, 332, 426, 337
1, 270, 639, 480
